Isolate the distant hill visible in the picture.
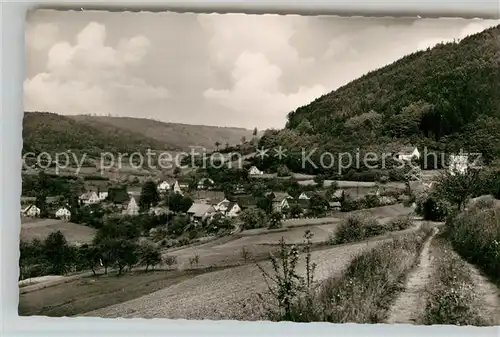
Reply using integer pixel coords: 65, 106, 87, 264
261, 24, 500, 167
69, 115, 255, 151
23, 112, 175, 157
23, 112, 258, 157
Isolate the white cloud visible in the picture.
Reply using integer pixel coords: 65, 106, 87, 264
26, 23, 60, 51
204, 51, 326, 128
200, 14, 323, 128
24, 22, 169, 115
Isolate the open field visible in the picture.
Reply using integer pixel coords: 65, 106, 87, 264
21, 219, 96, 245
19, 268, 224, 317
168, 204, 414, 268
83, 237, 396, 319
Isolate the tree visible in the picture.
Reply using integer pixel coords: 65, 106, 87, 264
309, 194, 329, 217
253, 127, 258, 136
139, 180, 160, 212
325, 181, 340, 200
114, 240, 140, 275
167, 193, 193, 213
167, 214, 190, 236
163, 255, 177, 270
43, 231, 72, 275
277, 165, 291, 177
35, 193, 48, 218
139, 242, 162, 272
296, 118, 313, 134
435, 167, 484, 211
78, 244, 100, 275
241, 136, 247, 144
314, 174, 325, 187
173, 166, 181, 177
240, 208, 267, 230
256, 194, 274, 214
268, 211, 283, 229
289, 203, 303, 218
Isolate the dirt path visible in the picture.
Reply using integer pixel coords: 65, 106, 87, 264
385, 227, 438, 324
464, 261, 500, 325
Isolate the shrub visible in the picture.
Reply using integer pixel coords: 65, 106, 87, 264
422, 240, 487, 326
256, 230, 317, 321
416, 193, 451, 221
241, 246, 253, 264
255, 229, 431, 323
388, 215, 413, 231
163, 255, 177, 270
333, 214, 383, 244
446, 206, 500, 283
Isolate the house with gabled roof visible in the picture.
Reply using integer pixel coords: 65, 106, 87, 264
22, 204, 40, 217
187, 203, 216, 221
197, 178, 215, 190
396, 146, 420, 161
158, 178, 183, 194
123, 196, 139, 216
248, 165, 264, 176
268, 192, 293, 213
79, 191, 100, 205
224, 202, 241, 217
331, 189, 345, 201
298, 191, 314, 200
55, 207, 71, 221
98, 192, 108, 201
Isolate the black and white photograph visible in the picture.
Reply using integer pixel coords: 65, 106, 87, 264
19, 9, 500, 326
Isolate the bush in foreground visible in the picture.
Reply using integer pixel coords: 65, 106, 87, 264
332, 213, 413, 245
254, 228, 432, 323
446, 206, 500, 283
421, 238, 487, 326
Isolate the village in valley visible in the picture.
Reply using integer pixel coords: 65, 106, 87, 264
19, 13, 500, 326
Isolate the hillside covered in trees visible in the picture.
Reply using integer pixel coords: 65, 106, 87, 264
23, 112, 176, 157
259, 24, 500, 172
22, 112, 257, 156
69, 115, 256, 151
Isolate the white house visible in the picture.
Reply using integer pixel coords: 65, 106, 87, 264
224, 202, 241, 217
79, 191, 100, 205
298, 192, 314, 200
331, 189, 344, 201
396, 146, 420, 161
158, 179, 183, 194
55, 207, 71, 221
248, 166, 264, 176
124, 197, 140, 216
22, 204, 40, 217
98, 192, 108, 201
269, 193, 293, 213
197, 178, 215, 190
213, 198, 231, 212
449, 154, 469, 176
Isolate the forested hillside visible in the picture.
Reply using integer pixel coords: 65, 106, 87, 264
259, 24, 500, 171
69, 115, 255, 151
22, 112, 176, 157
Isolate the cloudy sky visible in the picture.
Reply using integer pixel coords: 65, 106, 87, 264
24, 10, 499, 129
